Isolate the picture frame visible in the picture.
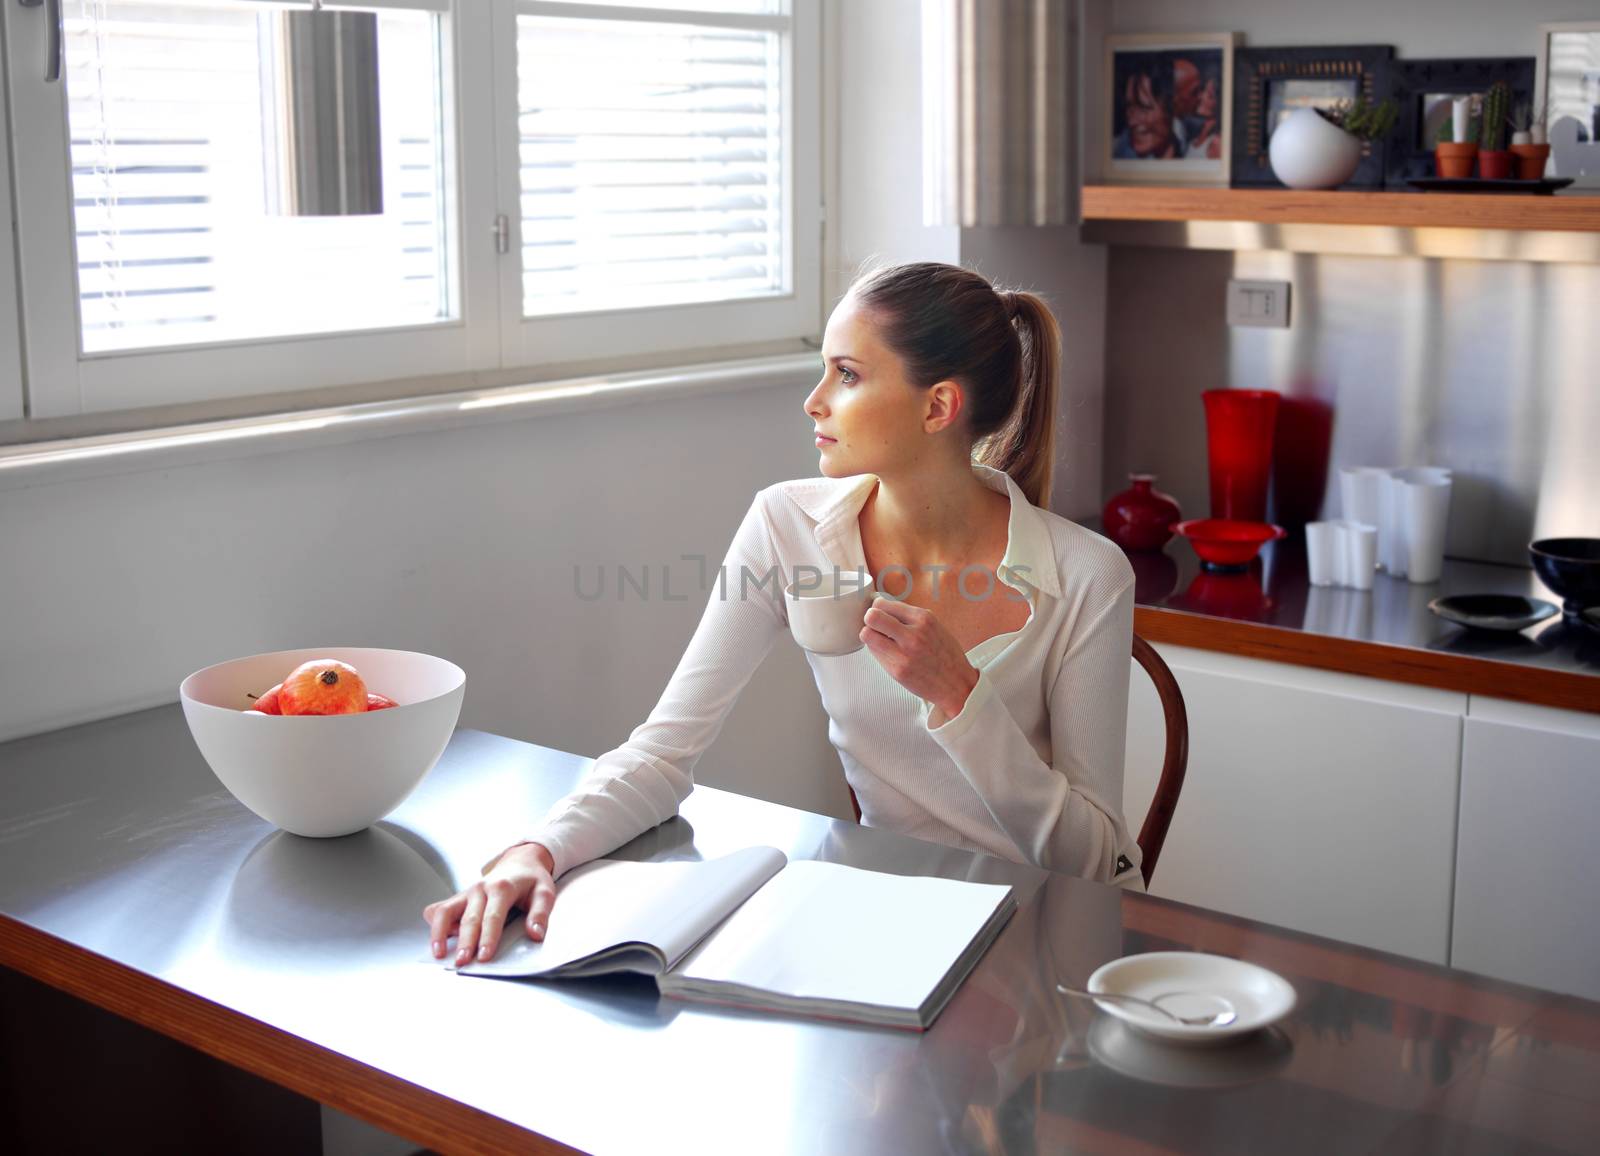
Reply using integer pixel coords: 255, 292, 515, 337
1103, 33, 1237, 185
1384, 57, 1537, 186
1537, 22, 1600, 188
1230, 45, 1393, 188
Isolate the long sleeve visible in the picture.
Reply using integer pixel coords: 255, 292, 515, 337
511, 489, 789, 878
918, 579, 1137, 882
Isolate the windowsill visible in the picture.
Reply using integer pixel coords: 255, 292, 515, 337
0, 345, 818, 491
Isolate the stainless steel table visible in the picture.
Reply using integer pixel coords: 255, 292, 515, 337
2, 705, 1596, 1155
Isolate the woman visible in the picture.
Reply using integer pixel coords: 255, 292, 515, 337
425, 262, 1143, 968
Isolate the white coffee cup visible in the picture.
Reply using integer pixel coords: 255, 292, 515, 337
784, 569, 875, 656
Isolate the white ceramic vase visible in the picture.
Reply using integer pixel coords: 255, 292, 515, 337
1306, 520, 1378, 591
1268, 107, 1362, 190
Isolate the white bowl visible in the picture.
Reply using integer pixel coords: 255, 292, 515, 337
180, 647, 465, 838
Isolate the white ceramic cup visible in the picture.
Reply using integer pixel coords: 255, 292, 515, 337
785, 569, 875, 656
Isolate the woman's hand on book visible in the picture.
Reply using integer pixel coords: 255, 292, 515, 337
423, 841, 557, 966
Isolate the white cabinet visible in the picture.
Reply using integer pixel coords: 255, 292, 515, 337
1451, 697, 1600, 1002
1124, 644, 1464, 964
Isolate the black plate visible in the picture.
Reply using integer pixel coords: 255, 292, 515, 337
1428, 594, 1560, 632
1407, 177, 1575, 195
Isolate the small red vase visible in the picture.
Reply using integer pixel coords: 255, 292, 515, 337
1103, 474, 1182, 552
1202, 389, 1280, 523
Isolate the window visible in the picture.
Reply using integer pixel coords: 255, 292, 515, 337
492, 0, 818, 369
516, 7, 785, 315
66, 1, 455, 353
2, 0, 820, 423
0, 62, 20, 422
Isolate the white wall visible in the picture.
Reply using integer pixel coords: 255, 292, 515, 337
0, 378, 861, 820
830, 0, 960, 295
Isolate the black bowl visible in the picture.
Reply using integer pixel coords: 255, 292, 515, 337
1529, 538, 1600, 617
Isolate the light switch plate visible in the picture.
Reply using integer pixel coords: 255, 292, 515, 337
1226, 279, 1291, 328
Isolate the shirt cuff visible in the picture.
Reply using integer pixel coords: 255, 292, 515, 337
922, 668, 995, 742
481, 819, 573, 880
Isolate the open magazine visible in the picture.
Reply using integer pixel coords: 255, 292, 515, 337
455, 846, 1016, 1031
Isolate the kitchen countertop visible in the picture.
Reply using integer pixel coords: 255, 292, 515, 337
1080, 521, 1600, 714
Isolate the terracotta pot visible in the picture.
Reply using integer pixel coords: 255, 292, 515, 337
1510, 142, 1551, 180
1478, 149, 1513, 179
1434, 142, 1478, 179
1103, 474, 1182, 552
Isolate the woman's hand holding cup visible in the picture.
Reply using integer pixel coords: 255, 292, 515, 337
860, 596, 979, 725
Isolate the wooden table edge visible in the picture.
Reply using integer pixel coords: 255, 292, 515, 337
0, 913, 581, 1156
1134, 606, 1600, 715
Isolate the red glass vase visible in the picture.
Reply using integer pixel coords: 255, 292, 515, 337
1103, 474, 1182, 552
1202, 389, 1280, 522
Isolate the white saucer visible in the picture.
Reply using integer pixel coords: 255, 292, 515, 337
1087, 951, 1296, 1045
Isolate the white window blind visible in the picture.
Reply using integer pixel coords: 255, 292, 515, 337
516, 2, 790, 317
64, 0, 453, 354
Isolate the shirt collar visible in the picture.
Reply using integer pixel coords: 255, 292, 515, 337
784, 463, 1061, 599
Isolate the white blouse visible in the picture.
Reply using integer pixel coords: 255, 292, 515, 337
519, 463, 1146, 889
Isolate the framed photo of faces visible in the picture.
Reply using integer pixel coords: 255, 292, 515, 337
1230, 45, 1394, 187
1104, 33, 1238, 184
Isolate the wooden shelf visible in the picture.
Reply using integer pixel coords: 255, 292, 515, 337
1082, 184, 1600, 233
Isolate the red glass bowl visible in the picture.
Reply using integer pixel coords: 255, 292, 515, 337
1175, 519, 1287, 570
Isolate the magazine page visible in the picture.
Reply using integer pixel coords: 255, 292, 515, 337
659, 860, 1013, 1015
457, 845, 788, 979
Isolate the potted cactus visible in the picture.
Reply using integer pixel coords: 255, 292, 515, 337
1509, 99, 1551, 180
1478, 80, 1513, 179
1434, 96, 1479, 178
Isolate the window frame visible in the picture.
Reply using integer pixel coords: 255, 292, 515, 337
3, 0, 502, 420
0, 36, 21, 423
1, 0, 824, 427
491, 0, 820, 370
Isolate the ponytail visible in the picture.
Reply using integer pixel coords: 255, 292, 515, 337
974, 290, 1060, 510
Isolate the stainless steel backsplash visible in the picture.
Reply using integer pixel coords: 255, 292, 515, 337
1100, 246, 1600, 567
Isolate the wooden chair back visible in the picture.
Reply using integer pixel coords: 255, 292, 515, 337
843, 632, 1190, 889
1131, 633, 1188, 887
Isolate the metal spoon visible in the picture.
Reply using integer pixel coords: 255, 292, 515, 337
1056, 982, 1239, 1027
